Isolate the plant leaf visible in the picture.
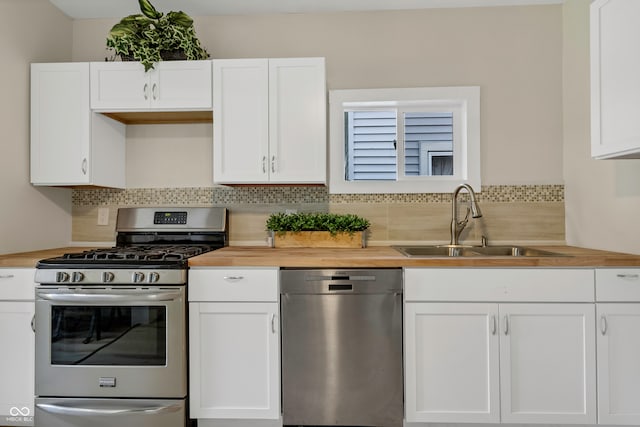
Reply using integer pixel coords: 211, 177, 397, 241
166, 11, 193, 28
138, 0, 163, 20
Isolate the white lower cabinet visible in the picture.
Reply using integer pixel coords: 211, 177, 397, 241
188, 268, 280, 421
405, 302, 500, 423
595, 268, 640, 425
499, 303, 596, 424
404, 268, 597, 425
0, 269, 35, 426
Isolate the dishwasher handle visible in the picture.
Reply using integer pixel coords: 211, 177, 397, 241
328, 284, 353, 292
281, 269, 403, 295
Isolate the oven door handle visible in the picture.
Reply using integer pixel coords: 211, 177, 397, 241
36, 401, 182, 416
36, 290, 182, 303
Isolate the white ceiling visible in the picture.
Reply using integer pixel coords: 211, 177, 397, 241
49, 0, 564, 19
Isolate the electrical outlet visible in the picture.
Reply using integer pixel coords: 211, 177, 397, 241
285, 209, 297, 214
97, 208, 110, 226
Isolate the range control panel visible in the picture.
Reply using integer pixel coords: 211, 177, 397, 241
154, 211, 188, 225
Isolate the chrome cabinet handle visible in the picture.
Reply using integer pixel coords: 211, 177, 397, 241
223, 276, 244, 281
271, 155, 276, 173
600, 315, 608, 335
262, 156, 267, 173
503, 315, 509, 335
152, 83, 158, 100
617, 274, 639, 280
0, 274, 15, 279
31, 314, 35, 333
81, 158, 87, 175
491, 315, 497, 335
271, 314, 277, 334
143, 83, 148, 100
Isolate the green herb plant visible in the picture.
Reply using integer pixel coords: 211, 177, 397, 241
106, 0, 209, 72
266, 212, 370, 236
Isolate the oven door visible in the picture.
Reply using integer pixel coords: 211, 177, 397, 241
35, 397, 185, 427
35, 286, 186, 398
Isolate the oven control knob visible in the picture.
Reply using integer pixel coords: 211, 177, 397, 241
55, 272, 69, 283
132, 272, 145, 283
147, 272, 160, 283
101, 272, 115, 283
71, 272, 85, 283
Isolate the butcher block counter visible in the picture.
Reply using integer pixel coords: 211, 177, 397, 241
0, 247, 98, 268
2, 245, 640, 268
188, 245, 640, 268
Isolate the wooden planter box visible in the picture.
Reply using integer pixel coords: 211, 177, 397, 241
271, 231, 366, 248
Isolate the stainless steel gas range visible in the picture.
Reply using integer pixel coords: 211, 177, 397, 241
33, 207, 228, 427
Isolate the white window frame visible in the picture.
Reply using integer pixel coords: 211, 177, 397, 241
329, 86, 481, 194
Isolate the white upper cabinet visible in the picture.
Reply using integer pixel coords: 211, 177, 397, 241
90, 60, 212, 111
213, 57, 326, 184
591, 0, 640, 159
31, 63, 125, 188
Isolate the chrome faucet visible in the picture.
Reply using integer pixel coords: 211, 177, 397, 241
450, 184, 482, 246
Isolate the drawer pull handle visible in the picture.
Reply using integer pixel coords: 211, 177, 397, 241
616, 274, 639, 280
223, 276, 244, 281
600, 315, 607, 336
491, 315, 497, 335
271, 314, 277, 334
31, 315, 35, 333
503, 315, 509, 335
0, 274, 15, 279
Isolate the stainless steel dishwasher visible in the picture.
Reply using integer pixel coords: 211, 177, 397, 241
280, 268, 403, 427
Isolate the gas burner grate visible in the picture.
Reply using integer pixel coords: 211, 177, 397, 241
62, 245, 215, 262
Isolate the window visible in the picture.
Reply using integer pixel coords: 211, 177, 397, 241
329, 87, 480, 194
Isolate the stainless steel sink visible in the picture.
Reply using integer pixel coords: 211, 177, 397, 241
393, 245, 566, 258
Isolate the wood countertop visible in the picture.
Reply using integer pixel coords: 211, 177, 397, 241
0, 247, 98, 268
2, 245, 639, 269
189, 245, 640, 268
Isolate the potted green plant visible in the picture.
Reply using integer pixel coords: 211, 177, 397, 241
266, 212, 370, 248
106, 0, 209, 72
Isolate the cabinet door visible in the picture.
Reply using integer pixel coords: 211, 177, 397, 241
189, 302, 280, 419
0, 302, 35, 424
31, 63, 91, 185
405, 303, 500, 423
499, 303, 596, 424
591, 0, 640, 159
269, 58, 326, 183
90, 62, 149, 110
213, 59, 269, 183
152, 60, 211, 110
597, 303, 640, 425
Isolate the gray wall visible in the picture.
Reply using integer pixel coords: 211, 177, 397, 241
0, 0, 73, 254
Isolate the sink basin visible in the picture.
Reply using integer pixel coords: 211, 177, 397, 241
393, 245, 566, 258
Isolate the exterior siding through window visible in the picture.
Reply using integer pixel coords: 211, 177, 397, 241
345, 111, 453, 180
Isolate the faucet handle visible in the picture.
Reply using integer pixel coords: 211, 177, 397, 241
481, 235, 488, 247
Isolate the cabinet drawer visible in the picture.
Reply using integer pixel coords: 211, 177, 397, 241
189, 268, 278, 302
0, 268, 36, 300
596, 268, 640, 301
405, 268, 594, 302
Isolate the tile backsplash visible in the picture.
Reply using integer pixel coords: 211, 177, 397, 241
72, 185, 565, 246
